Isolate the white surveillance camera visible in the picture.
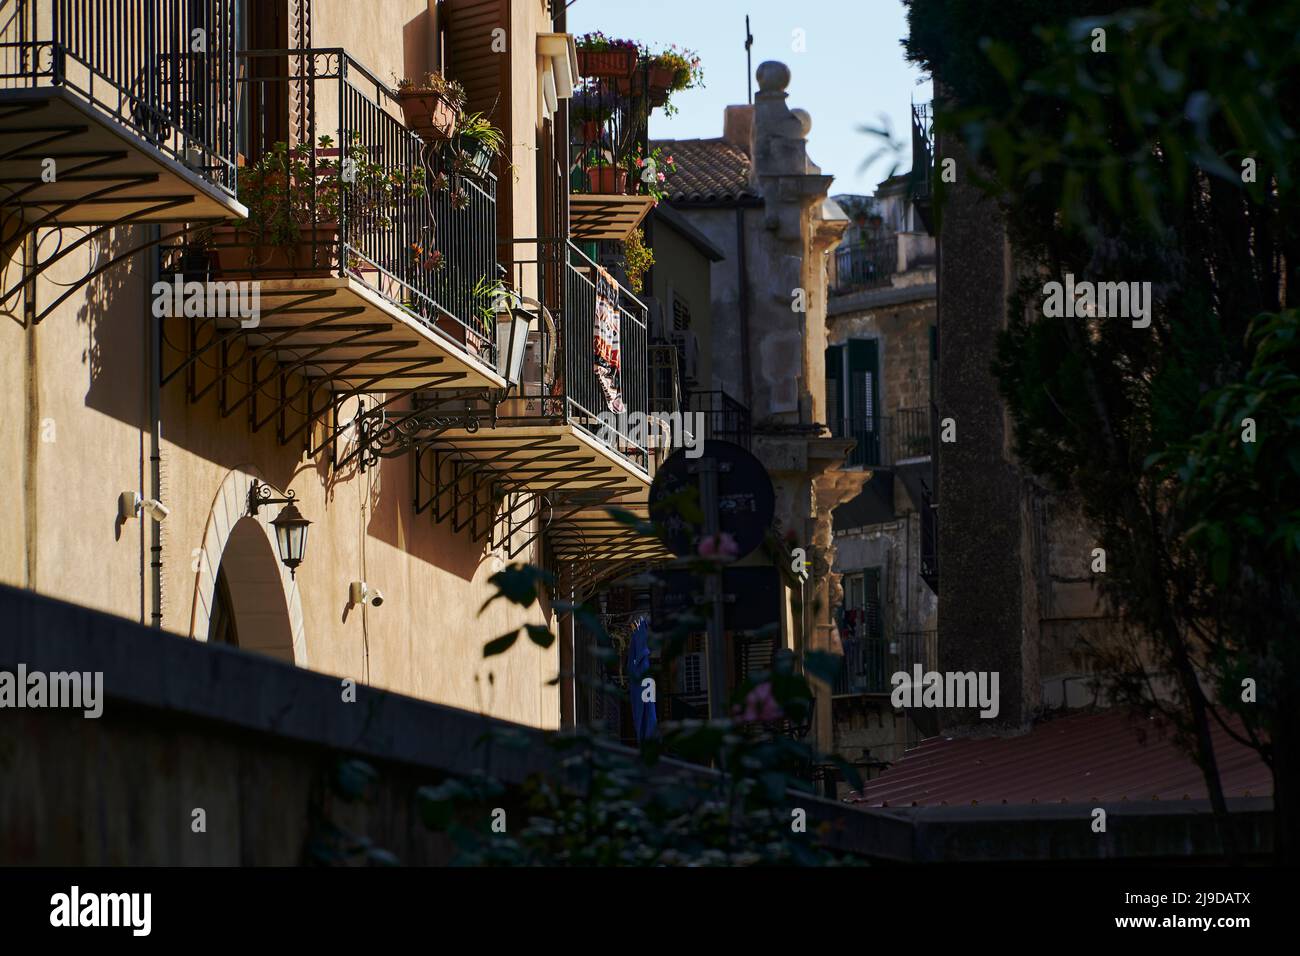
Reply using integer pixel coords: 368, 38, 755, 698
140, 498, 170, 522
349, 582, 384, 608
119, 492, 169, 523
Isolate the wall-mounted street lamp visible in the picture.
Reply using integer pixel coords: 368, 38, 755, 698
495, 294, 535, 388
247, 480, 311, 578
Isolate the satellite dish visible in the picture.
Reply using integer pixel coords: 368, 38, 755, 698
649, 439, 775, 560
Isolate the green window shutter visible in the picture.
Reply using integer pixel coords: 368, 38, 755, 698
847, 339, 880, 430
825, 344, 844, 435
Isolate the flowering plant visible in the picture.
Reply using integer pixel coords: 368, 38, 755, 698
628, 144, 677, 204
647, 45, 704, 92
576, 31, 639, 53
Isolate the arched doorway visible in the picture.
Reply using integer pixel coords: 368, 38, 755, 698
206, 517, 296, 662
191, 469, 308, 665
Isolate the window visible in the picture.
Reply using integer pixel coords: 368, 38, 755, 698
825, 339, 881, 465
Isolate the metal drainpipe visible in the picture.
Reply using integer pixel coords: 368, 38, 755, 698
735, 206, 752, 409
149, 229, 163, 628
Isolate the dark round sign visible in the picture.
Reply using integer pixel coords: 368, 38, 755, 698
648, 439, 776, 560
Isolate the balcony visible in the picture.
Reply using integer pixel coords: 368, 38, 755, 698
0, 0, 242, 226
567, 78, 655, 242
686, 389, 752, 450
834, 630, 937, 697
830, 414, 889, 469
161, 48, 505, 433
892, 406, 933, 463
832, 235, 898, 295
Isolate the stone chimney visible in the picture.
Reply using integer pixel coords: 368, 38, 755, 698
723, 104, 754, 156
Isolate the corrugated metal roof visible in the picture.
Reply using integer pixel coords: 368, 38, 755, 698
850, 709, 1271, 807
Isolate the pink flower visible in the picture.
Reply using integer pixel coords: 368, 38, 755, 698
739, 682, 783, 723
657, 172, 665, 181
697, 531, 739, 562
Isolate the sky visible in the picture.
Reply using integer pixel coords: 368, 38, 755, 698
566, 0, 932, 197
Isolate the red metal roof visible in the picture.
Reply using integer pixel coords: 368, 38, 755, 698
850, 709, 1271, 807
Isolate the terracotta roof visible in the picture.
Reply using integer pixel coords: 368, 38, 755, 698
650, 137, 759, 204
850, 709, 1271, 808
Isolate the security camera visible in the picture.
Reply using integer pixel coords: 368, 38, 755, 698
140, 498, 170, 522
119, 492, 169, 523
349, 582, 383, 608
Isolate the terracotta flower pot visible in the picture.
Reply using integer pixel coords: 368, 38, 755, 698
397, 90, 458, 144
586, 165, 628, 194
209, 222, 340, 278
576, 48, 637, 79
578, 119, 602, 143
614, 66, 648, 97
647, 63, 675, 93
434, 313, 493, 358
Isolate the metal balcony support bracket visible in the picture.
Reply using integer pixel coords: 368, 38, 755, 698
159, 285, 475, 451
0, 199, 204, 325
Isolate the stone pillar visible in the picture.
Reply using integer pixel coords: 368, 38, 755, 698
934, 118, 1034, 734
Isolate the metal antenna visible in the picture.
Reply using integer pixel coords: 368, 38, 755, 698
745, 15, 754, 104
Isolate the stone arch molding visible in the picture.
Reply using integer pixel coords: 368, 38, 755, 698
189, 467, 308, 666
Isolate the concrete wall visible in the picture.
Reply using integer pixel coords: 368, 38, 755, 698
0, 0, 563, 729
648, 218, 713, 388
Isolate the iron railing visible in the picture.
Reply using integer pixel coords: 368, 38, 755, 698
834, 630, 938, 696
833, 236, 898, 294
831, 414, 889, 468
893, 406, 933, 461
569, 71, 649, 197
501, 238, 650, 472
208, 49, 496, 361
0, 0, 239, 196
687, 389, 751, 449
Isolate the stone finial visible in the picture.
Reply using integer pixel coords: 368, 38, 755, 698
791, 108, 812, 138
756, 61, 790, 94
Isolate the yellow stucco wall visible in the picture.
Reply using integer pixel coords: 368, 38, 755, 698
0, 0, 563, 729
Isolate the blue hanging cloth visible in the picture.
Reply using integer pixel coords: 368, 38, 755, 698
627, 615, 657, 743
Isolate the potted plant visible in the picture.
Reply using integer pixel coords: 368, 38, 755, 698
641, 46, 703, 113
435, 274, 512, 358
627, 144, 677, 204
452, 111, 504, 182
622, 226, 653, 294
575, 32, 639, 79
569, 86, 614, 145
211, 134, 424, 277
586, 153, 628, 194
394, 72, 467, 144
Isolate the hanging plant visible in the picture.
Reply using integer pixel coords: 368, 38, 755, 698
622, 227, 654, 294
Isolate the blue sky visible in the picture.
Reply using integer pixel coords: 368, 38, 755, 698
566, 0, 932, 197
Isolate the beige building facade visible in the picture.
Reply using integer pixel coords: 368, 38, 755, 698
1, 0, 653, 729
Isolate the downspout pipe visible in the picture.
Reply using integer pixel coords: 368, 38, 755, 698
149, 229, 163, 628
735, 206, 752, 410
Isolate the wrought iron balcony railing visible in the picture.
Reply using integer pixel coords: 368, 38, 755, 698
830, 414, 890, 468
498, 238, 650, 473
833, 630, 937, 696
687, 389, 752, 450
832, 236, 898, 294
893, 406, 934, 461
203, 48, 497, 363
0, 0, 239, 197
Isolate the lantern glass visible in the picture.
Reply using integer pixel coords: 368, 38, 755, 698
271, 502, 311, 575
496, 310, 533, 385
